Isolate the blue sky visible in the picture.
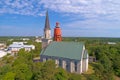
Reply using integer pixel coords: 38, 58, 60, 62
0, 0, 120, 37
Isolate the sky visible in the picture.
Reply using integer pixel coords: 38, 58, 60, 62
0, 0, 120, 37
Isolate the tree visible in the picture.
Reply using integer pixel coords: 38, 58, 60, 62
40, 60, 56, 80
87, 74, 100, 80
0, 64, 12, 77
54, 68, 68, 80
13, 63, 32, 80
32, 62, 43, 80
2, 72, 15, 80
68, 73, 81, 80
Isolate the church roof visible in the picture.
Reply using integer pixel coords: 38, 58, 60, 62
40, 42, 86, 60
44, 11, 50, 30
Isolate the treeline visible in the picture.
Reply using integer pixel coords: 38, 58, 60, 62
0, 49, 82, 80
1, 44, 120, 80
0, 37, 120, 80
62, 37, 120, 43
88, 44, 120, 79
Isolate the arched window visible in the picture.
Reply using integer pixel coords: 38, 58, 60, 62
59, 59, 62, 67
74, 61, 77, 72
66, 60, 70, 71
43, 58, 46, 62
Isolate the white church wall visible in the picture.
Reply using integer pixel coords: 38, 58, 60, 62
40, 55, 87, 74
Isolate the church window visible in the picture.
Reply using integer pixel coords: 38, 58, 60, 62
74, 61, 77, 72
59, 59, 62, 67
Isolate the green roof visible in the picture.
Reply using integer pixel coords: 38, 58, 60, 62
41, 41, 85, 60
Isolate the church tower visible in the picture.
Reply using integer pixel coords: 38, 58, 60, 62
44, 11, 51, 39
42, 11, 52, 49
54, 22, 62, 41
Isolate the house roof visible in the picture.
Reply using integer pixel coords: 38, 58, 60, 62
9, 44, 23, 48
40, 41, 85, 60
9, 44, 34, 48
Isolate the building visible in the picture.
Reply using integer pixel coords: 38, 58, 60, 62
107, 42, 116, 45
0, 50, 7, 58
41, 11, 52, 49
22, 38, 30, 41
40, 11, 88, 74
40, 42, 88, 74
0, 43, 6, 50
89, 56, 96, 63
8, 42, 35, 54
35, 38, 42, 43
35, 36, 42, 43
54, 22, 62, 41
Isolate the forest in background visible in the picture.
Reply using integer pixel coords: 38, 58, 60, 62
0, 37, 120, 80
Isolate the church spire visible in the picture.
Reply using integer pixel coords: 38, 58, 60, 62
44, 11, 50, 30
43, 11, 51, 39
42, 11, 52, 49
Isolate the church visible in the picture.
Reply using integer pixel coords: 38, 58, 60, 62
40, 11, 89, 74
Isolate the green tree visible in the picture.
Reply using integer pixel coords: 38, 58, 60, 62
87, 74, 100, 80
54, 68, 68, 80
32, 62, 43, 80
68, 73, 81, 80
0, 64, 12, 77
40, 60, 56, 80
13, 63, 32, 80
2, 72, 15, 80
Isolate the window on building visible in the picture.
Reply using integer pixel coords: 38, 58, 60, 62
74, 61, 77, 72
46, 57, 48, 61
66, 61, 69, 71
59, 59, 62, 67
43, 58, 46, 62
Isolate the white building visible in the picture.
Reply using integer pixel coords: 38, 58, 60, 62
108, 42, 116, 45
8, 42, 35, 54
0, 43, 6, 50
22, 38, 30, 41
35, 38, 42, 43
0, 50, 7, 58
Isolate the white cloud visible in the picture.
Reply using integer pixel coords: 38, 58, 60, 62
64, 19, 120, 28
40, 0, 120, 21
0, 0, 119, 20
0, 0, 42, 16
60, 18, 120, 37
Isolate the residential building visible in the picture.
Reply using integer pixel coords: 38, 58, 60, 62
0, 50, 7, 58
0, 43, 6, 50
35, 37, 42, 43
108, 42, 116, 45
8, 42, 35, 55
22, 38, 30, 41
